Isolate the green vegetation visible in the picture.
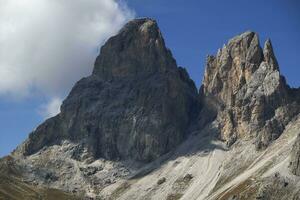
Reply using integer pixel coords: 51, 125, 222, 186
0, 175, 79, 200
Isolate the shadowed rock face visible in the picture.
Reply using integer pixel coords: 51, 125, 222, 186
93, 19, 177, 79
19, 18, 199, 162
201, 31, 300, 148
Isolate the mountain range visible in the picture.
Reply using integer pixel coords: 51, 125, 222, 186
1, 18, 300, 200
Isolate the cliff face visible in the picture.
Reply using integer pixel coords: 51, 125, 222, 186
201, 31, 299, 148
20, 18, 199, 162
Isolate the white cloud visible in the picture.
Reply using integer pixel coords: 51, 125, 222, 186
39, 97, 62, 119
0, 0, 134, 98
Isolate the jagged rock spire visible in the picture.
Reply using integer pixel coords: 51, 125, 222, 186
202, 31, 263, 106
201, 31, 296, 148
263, 39, 279, 70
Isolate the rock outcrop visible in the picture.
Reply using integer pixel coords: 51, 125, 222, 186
201, 31, 299, 148
0, 156, 79, 200
290, 133, 300, 176
18, 18, 199, 162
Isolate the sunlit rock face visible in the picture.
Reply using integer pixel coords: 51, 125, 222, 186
201, 31, 299, 148
19, 18, 199, 162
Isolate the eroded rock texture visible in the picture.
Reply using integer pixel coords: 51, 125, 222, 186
201, 31, 299, 148
19, 18, 199, 162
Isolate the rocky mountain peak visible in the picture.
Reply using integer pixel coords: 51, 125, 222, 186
119, 18, 159, 36
202, 31, 263, 106
17, 18, 198, 163
93, 18, 176, 80
263, 39, 279, 70
201, 31, 299, 147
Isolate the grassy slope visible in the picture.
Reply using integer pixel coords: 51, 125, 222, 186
0, 156, 79, 200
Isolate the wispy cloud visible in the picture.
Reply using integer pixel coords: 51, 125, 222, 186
0, 0, 134, 99
39, 97, 62, 119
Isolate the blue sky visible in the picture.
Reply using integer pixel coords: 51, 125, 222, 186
1, 0, 300, 157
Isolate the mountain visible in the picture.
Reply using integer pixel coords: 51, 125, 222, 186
1, 18, 300, 200
18, 18, 199, 163
200, 31, 299, 148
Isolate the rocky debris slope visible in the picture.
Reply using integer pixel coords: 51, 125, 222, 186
2, 18, 300, 199
0, 156, 79, 200
207, 114, 300, 200
13, 141, 140, 198
95, 114, 300, 200
16, 18, 199, 163
201, 31, 300, 148
290, 133, 300, 176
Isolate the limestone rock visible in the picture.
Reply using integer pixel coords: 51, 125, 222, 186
201, 31, 299, 148
93, 18, 176, 79
18, 18, 199, 162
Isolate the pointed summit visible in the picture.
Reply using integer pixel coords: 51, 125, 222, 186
119, 18, 159, 35
93, 18, 176, 79
200, 31, 296, 148
263, 39, 279, 70
202, 31, 263, 103
18, 18, 198, 163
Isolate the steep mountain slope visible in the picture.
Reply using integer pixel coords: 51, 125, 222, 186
1, 18, 300, 199
16, 18, 199, 163
97, 114, 300, 200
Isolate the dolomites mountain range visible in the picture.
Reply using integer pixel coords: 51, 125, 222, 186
1, 18, 300, 200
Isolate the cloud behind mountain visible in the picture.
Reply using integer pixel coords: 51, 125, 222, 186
0, 0, 134, 99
